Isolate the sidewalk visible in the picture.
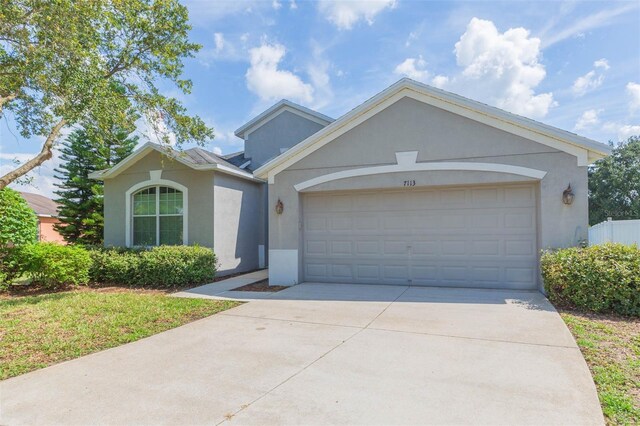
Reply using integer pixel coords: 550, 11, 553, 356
172, 269, 274, 301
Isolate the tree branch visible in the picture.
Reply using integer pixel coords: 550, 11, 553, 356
0, 93, 17, 113
0, 119, 67, 190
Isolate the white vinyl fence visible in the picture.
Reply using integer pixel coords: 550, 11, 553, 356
589, 219, 640, 246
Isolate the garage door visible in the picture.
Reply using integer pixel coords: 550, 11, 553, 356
302, 184, 538, 289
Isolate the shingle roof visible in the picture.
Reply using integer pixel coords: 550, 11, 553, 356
20, 192, 60, 217
220, 151, 251, 170
89, 143, 260, 182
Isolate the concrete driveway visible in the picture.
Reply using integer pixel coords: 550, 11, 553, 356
0, 283, 603, 425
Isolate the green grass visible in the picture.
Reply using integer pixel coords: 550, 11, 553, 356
561, 311, 640, 425
0, 291, 239, 380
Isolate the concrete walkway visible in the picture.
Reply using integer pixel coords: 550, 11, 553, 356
173, 269, 270, 300
0, 283, 603, 425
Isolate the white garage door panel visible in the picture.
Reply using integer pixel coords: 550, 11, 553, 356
302, 184, 538, 289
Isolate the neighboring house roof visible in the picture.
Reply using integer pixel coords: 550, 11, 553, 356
234, 99, 335, 140
89, 143, 262, 182
20, 192, 60, 217
254, 78, 612, 181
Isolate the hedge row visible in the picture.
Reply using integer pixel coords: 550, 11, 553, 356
89, 245, 217, 287
0, 243, 217, 289
541, 243, 640, 316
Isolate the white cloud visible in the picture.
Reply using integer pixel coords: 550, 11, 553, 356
214, 33, 225, 53
616, 125, 640, 141
272, 0, 282, 10
626, 82, 640, 112
435, 18, 555, 119
572, 59, 609, 97
394, 56, 429, 81
431, 75, 449, 88
245, 42, 314, 103
602, 122, 640, 142
541, 3, 638, 48
307, 42, 333, 109
212, 146, 223, 155
290, 0, 297, 9
318, 0, 396, 30
574, 109, 602, 131
594, 58, 610, 70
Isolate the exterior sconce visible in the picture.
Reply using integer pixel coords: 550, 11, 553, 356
275, 199, 284, 215
562, 184, 574, 205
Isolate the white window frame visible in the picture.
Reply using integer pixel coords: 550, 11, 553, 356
125, 172, 188, 247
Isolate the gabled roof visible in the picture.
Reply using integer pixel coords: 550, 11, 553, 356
20, 192, 60, 217
235, 99, 334, 140
255, 78, 612, 181
88, 142, 262, 182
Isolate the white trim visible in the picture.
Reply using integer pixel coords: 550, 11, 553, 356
125, 178, 189, 247
239, 160, 251, 169
268, 249, 298, 286
255, 79, 610, 180
235, 100, 334, 139
89, 142, 263, 183
294, 161, 547, 192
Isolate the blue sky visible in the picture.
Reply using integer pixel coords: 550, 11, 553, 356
1, 0, 639, 197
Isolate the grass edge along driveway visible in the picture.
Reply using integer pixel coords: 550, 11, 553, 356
560, 310, 640, 425
0, 290, 239, 380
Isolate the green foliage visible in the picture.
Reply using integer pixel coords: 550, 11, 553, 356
89, 247, 142, 285
18, 243, 91, 288
89, 246, 217, 288
0, 0, 214, 187
589, 136, 640, 225
54, 123, 137, 245
541, 244, 640, 316
0, 188, 37, 247
0, 188, 38, 285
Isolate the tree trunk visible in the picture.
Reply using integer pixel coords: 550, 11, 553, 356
0, 119, 67, 190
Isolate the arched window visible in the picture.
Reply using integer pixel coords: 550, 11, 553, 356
132, 186, 184, 246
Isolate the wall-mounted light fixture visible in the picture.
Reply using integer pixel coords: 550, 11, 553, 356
562, 184, 575, 205
275, 198, 284, 215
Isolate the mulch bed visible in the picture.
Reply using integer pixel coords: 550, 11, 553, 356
231, 279, 288, 292
0, 268, 269, 300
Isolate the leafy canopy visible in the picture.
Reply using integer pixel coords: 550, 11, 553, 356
589, 136, 640, 225
0, 0, 214, 187
0, 187, 38, 247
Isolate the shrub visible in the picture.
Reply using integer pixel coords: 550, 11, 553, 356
0, 188, 38, 247
88, 245, 216, 288
89, 247, 141, 284
18, 243, 92, 288
541, 243, 640, 316
138, 246, 217, 287
0, 188, 38, 286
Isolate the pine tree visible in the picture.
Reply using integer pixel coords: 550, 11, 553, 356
54, 123, 138, 245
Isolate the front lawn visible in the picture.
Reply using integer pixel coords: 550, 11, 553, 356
560, 310, 640, 425
0, 290, 239, 380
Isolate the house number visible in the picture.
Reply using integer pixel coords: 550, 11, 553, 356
403, 180, 416, 187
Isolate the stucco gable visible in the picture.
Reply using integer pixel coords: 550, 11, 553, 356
234, 99, 334, 140
254, 78, 611, 181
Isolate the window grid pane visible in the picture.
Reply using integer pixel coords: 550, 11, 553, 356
132, 186, 184, 246
159, 216, 183, 245
133, 216, 156, 246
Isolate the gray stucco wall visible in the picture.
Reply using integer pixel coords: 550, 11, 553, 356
244, 110, 326, 170
213, 173, 266, 275
103, 150, 215, 248
268, 97, 589, 288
